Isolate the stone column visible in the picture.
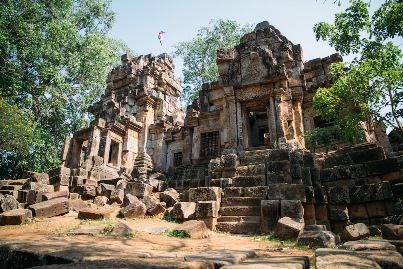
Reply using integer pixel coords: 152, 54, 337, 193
267, 96, 278, 145
86, 118, 105, 158
292, 98, 304, 147
223, 87, 238, 150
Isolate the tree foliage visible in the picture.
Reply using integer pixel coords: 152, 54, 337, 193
0, 0, 131, 179
306, 0, 403, 150
173, 19, 253, 104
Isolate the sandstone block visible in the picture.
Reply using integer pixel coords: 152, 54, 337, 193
261, 200, 280, 233
298, 229, 340, 248
0, 209, 32, 225
267, 149, 289, 162
275, 217, 304, 240
328, 204, 349, 221
366, 201, 388, 218
96, 183, 114, 198
149, 203, 166, 216
188, 187, 221, 204
172, 202, 196, 220
42, 190, 68, 201
315, 204, 328, 221
28, 197, 69, 219
110, 221, 133, 236
328, 186, 350, 204
341, 223, 370, 241
381, 224, 403, 240
348, 204, 368, 220
78, 185, 96, 197
119, 200, 147, 219
94, 196, 108, 206
233, 175, 266, 186
125, 182, 153, 198
280, 200, 303, 219
24, 171, 49, 184
159, 188, 179, 207
196, 201, 218, 218
267, 160, 291, 174
69, 199, 88, 212
350, 185, 376, 203
122, 193, 139, 208
0, 194, 19, 213
78, 208, 109, 220
174, 220, 209, 239
145, 178, 168, 192
305, 186, 315, 203
26, 190, 43, 205
267, 184, 306, 201
267, 173, 292, 184
303, 203, 316, 219
365, 158, 399, 176
110, 189, 124, 204
221, 154, 239, 170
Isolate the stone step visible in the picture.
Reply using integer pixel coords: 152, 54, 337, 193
220, 206, 261, 216
0, 190, 17, 196
223, 186, 268, 198
235, 164, 266, 176
216, 221, 261, 234
239, 149, 272, 165
232, 176, 266, 187
221, 197, 263, 207
218, 216, 261, 222
1, 185, 23, 191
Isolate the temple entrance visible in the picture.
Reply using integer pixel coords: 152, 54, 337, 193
247, 109, 270, 148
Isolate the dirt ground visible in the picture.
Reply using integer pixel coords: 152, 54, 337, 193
0, 204, 315, 266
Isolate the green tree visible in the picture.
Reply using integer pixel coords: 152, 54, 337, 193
173, 19, 253, 104
305, 0, 403, 150
0, 0, 131, 179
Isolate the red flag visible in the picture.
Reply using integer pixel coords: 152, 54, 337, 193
158, 31, 165, 46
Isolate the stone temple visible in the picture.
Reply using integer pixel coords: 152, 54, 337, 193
2, 22, 401, 239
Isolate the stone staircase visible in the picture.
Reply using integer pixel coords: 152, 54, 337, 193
215, 148, 311, 234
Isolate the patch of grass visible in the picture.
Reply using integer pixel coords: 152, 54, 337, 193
58, 225, 81, 236
101, 224, 114, 236
166, 229, 190, 238
162, 215, 180, 224
258, 233, 297, 247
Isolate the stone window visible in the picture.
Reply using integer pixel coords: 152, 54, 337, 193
200, 131, 219, 157
108, 140, 120, 167
174, 152, 182, 167
313, 116, 334, 129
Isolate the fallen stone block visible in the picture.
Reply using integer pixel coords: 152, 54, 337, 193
42, 190, 68, 201
328, 204, 349, 221
381, 224, 403, 240
110, 189, 124, 204
340, 223, 370, 241
298, 225, 340, 248
221, 256, 309, 269
94, 196, 108, 206
275, 217, 304, 240
196, 201, 218, 218
0, 209, 32, 225
78, 208, 109, 220
24, 171, 49, 184
172, 202, 196, 220
280, 200, 303, 220
315, 248, 383, 269
145, 178, 168, 192
188, 187, 222, 203
111, 221, 133, 236
0, 194, 20, 213
125, 182, 153, 198
261, 200, 280, 233
149, 203, 166, 216
174, 220, 209, 239
28, 197, 69, 219
341, 239, 397, 251
96, 183, 115, 198
185, 249, 256, 268
159, 188, 179, 207
122, 193, 139, 207
119, 200, 147, 219
69, 199, 88, 212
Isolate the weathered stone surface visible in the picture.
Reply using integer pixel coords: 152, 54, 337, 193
280, 200, 303, 220
78, 208, 110, 220
110, 189, 124, 204
327, 186, 350, 204
188, 187, 221, 204
94, 196, 108, 206
122, 193, 139, 208
221, 256, 309, 269
261, 200, 280, 233
149, 203, 166, 216
340, 223, 370, 241
24, 171, 50, 184
77, 185, 96, 197
119, 200, 147, 218
328, 204, 349, 221
42, 190, 68, 201
125, 182, 153, 198
69, 199, 88, 212
174, 220, 209, 239
196, 201, 218, 218
28, 197, 69, 219
267, 184, 306, 201
381, 224, 403, 240
0, 194, 19, 213
315, 248, 381, 269
110, 221, 133, 236
0, 209, 32, 225
298, 229, 340, 248
275, 217, 304, 240
145, 178, 168, 192
341, 239, 397, 251
96, 183, 115, 198
172, 202, 196, 220
159, 188, 179, 207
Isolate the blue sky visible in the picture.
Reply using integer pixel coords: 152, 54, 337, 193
109, 0, 385, 79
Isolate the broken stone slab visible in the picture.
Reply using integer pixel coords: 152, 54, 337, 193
340, 223, 370, 241
341, 239, 397, 251
66, 226, 104, 236
274, 217, 304, 240
315, 248, 381, 269
24, 171, 50, 184
94, 196, 108, 206
125, 181, 153, 198
172, 202, 196, 220
78, 208, 110, 220
185, 250, 256, 268
42, 190, 69, 201
119, 200, 147, 219
145, 178, 168, 192
298, 227, 340, 248
110, 221, 133, 236
0, 209, 32, 225
122, 193, 139, 207
221, 256, 309, 269
142, 195, 158, 211
137, 225, 169, 234
159, 188, 179, 207
110, 189, 124, 204
69, 199, 88, 212
381, 224, 403, 240
77, 185, 96, 197
28, 197, 69, 219
96, 183, 115, 198
26, 190, 43, 205
0, 194, 20, 213
149, 203, 166, 216
174, 220, 209, 239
